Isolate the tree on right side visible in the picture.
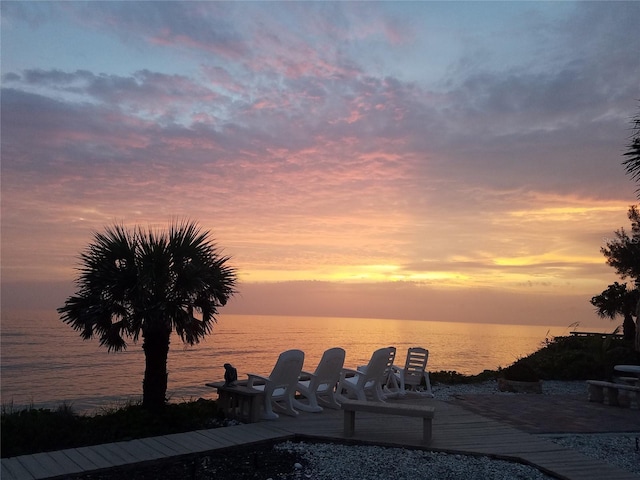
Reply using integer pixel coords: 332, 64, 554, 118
598, 206, 640, 349
595, 104, 640, 350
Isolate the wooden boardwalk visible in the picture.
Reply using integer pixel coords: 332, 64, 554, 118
2, 397, 638, 480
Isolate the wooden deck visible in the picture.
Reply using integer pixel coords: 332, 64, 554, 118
2, 397, 638, 480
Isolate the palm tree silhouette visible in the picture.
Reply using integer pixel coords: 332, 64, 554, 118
590, 282, 638, 341
623, 105, 640, 198
58, 220, 236, 410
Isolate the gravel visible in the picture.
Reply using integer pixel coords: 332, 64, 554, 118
273, 441, 555, 480
540, 432, 640, 476
431, 379, 587, 400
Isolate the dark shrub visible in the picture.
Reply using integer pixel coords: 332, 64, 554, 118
500, 361, 539, 382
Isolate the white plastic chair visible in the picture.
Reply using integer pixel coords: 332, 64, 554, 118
294, 347, 346, 412
246, 349, 305, 420
390, 347, 433, 397
337, 346, 396, 402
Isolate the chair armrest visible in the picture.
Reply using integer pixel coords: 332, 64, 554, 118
340, 367, 362, 382
246, 373, 268, 387
299, 371, 315, 382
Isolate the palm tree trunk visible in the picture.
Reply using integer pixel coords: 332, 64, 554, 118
635, 297, 640, 352
623, 312, 636, 341
142, 322, 171, 410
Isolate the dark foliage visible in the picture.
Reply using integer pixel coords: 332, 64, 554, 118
590, 282, 638, 340
499, 361, 539, 382
600, 206, 640, 286
1, 399, 223, 458
519, 335, 640, 381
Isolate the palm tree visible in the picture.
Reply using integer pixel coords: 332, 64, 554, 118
622, 104, 640, 198
590, 282, 638, 341
58, 220, 237, 410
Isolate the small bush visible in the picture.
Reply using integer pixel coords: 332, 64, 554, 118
499, 361, 539, 382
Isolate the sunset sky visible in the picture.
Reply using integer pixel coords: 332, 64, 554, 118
2, 1, 639, 329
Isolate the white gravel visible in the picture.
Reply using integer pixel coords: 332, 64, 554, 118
540, 432, 640, 476
270, 381, 640, 479
430, 379, 587, 400
275, 441, 555, 480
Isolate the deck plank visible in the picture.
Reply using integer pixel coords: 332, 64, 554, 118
99, 442, 142, 464
60, 448, 104, 471
72, 445, 121, 470
114, 439, 166, 463
153, 434, 200, 456
13, 455, 52, 480
141, 437, 187, 457
2, 457, 36, 480
43, 451, 84, 475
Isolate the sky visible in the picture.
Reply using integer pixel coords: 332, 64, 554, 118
1, 1, 639, 329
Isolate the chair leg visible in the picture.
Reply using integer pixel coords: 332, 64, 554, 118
261, 389, 279, 420
423, 372, 434, 397
292, 387, 323, 413
372, 383, 387, 402
318, 390, 341, 409
337, 379, 365, 401
384, 373, 402, 398
280, 392, 300, 416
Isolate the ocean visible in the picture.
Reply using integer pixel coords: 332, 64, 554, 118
1, 310, 579, 414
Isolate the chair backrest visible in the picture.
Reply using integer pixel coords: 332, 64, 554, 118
313, 347, 346, 385
268, 349, 305, 388
361, 346, 396, 384
381, 346, 397, 382
403, 347, 429, 387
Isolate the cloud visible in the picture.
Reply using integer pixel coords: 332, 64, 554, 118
2, 1, 638, 327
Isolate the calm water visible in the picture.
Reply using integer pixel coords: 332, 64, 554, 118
1, 310, 575, 414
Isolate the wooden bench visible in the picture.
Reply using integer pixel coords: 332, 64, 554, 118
341, 400, 435, 443
586, 380, 640, 408
206, 381, 264, 423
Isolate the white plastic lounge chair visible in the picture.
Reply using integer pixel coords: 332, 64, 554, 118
390, 347, 434, 397
337, 346, 396, 402
246, 349, 305, 420
293, 347, 346, 412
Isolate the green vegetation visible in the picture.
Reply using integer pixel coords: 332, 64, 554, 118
3, 335, 639, 459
